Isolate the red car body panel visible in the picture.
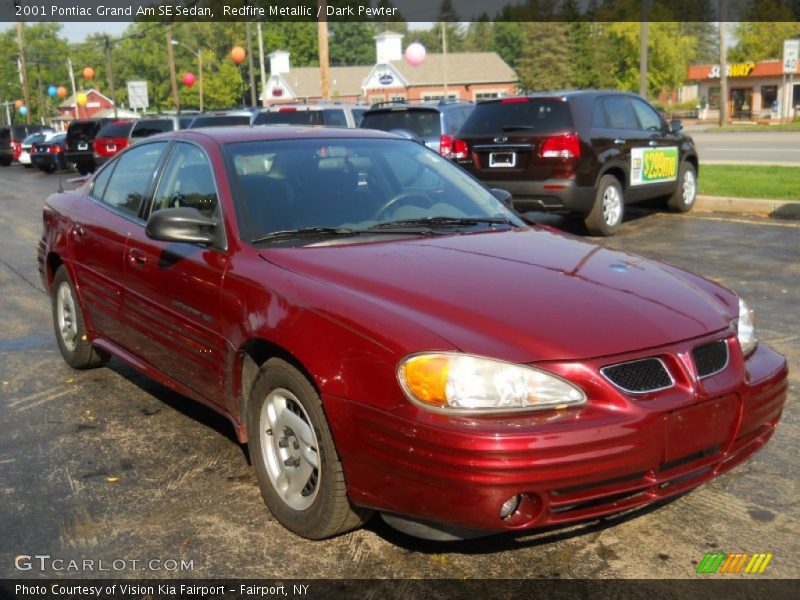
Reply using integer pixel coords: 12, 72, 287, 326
37, 128, 788, 534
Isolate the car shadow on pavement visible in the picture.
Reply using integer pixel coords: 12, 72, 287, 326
366, 494, 686, 556
524, 204, 665, 235
107, 359, 251, 465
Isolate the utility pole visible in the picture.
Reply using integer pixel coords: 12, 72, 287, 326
104, 37, 118, 118
718, 2, 727, 126
166, 24, 180, 113
442, 22, 448, 97
35, 64, 45, 125
2, 101, 12, 126
16, 23, 31, 124
246, 23, 257, 107
67, 58, 78, 119
318, 0, 330, 101
257, 22, 267, 107
639, 0, 649, 98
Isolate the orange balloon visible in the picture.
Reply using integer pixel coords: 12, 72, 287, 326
14, 100, 23, 109
57, 86, 68, 98
230, 46, 246, 64
82, 67, 95, 80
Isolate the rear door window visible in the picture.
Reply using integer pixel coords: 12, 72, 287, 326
601, 97, 639, 130
97, 142, 168, 219
458, 100, 573, 136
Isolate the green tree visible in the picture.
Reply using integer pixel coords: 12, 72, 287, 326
329, 23, 377, 66
516, 22, 572, 92
463, 18, 494, 53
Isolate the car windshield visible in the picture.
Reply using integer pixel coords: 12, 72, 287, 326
459, 99, 573, 136
224, 137, 522, 246
131, 119, 174, 138
189, 115, 250, 128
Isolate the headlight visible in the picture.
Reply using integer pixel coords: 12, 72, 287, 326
737, 298, 758, 357
397, 352, 587, 413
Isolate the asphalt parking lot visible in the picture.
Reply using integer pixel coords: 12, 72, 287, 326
0, 165, 797, 580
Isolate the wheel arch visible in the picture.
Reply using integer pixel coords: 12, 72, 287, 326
598, 164, 627, 191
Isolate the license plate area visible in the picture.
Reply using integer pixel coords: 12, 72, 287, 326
664, 395, 739, 463
78, 143, 88, 150
106, 144, 116, 152
489, 151, 516, 168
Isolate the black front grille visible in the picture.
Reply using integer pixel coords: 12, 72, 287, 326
692, 340, 728, 378
601, 358, 673, 393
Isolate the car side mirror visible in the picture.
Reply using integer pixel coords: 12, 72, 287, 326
490, 188, 513, 208
146, 207, 218, 245
670, 119, 683, 133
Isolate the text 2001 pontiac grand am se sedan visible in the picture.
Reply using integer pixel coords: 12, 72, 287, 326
38, 127, 787, 540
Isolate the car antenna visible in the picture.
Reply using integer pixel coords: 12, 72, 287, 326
58, 173, 63, 193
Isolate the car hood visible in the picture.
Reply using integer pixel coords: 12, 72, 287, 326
259, 228, 735, 363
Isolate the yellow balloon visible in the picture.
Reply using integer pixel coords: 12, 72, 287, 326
76, 93, 88, 106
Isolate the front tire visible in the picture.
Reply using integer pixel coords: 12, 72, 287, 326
248, 358, 371, 539
585, 174, 624, 236
52, 266, 109, 369
667, 162, 697, 213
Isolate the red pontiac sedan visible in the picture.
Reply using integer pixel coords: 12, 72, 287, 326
38, 127, 787, 541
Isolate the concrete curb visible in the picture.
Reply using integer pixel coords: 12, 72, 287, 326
695, 195, 800, 219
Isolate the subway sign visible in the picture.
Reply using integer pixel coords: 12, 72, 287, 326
709, 63, 756, 78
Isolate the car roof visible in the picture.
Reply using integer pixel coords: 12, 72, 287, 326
365, 101, 472, 114
144, 125, 403, 145
483, 90, 642, 103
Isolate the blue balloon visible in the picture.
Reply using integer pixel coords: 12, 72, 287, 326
48, 86, 57, 97
19, 106, 28, 115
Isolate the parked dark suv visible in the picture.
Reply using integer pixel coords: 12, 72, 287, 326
66, 119, 112, 174
359, 101, 474, 158
454, 91, 699, 235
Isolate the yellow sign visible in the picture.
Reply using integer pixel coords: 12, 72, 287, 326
709, 63, 756, 78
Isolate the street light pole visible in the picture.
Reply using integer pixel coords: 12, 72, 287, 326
172, 39, 204, 112
104, 36, 118, 118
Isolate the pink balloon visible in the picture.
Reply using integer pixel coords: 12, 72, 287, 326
405, 42, 426, 67
182, 72, 196, 88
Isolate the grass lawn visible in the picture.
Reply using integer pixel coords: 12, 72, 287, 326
704, 122, 800, 132
698, 165, 800, 200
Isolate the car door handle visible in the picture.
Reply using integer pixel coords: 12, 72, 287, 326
614, 138, 626, 145
127, 249, 147, 270
70, 224, 84, 241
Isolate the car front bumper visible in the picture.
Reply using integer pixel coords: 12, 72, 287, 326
327, 337, 788, 534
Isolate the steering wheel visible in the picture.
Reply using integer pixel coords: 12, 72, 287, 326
372, 192, 433, 221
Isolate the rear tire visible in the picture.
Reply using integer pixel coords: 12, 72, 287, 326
52, 266, 109, 369
667, 162, 697, 213
248, 358, 371, 539
585, 174, 624, 236
0, 157, 11, 167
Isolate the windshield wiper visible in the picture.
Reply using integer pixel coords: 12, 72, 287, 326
251, 227, 357, 244
501, 125, 537, 131
368, 216, 515, 231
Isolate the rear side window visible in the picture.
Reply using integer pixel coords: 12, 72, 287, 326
360, 109, 441, 138
458, 100, 573, 136
97, 121, 134, 138
132, 119, 175, 138
13, 125, 28, 140
322, 109, 347, 127
253, 111, 324, 126
0, 128, 10, 141
601, 97, 639, 130
97, 142, 167, 218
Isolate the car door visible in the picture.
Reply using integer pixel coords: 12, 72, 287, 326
593, 96, 650, 200
124, 142, 229, 406
67, 143, 168, 349
629, 97, 679, 199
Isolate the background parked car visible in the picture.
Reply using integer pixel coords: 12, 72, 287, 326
184, 110, 253, 128
130, 116, 184, 142
453, 91, 699, 236
253, 103, 366, 128
31, 132, 68, 173
0, 124, 54, 166
93, 119, 136, 167
359, 100, 474, 157
19, 131, 59, 168
65, 119, 112, 175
